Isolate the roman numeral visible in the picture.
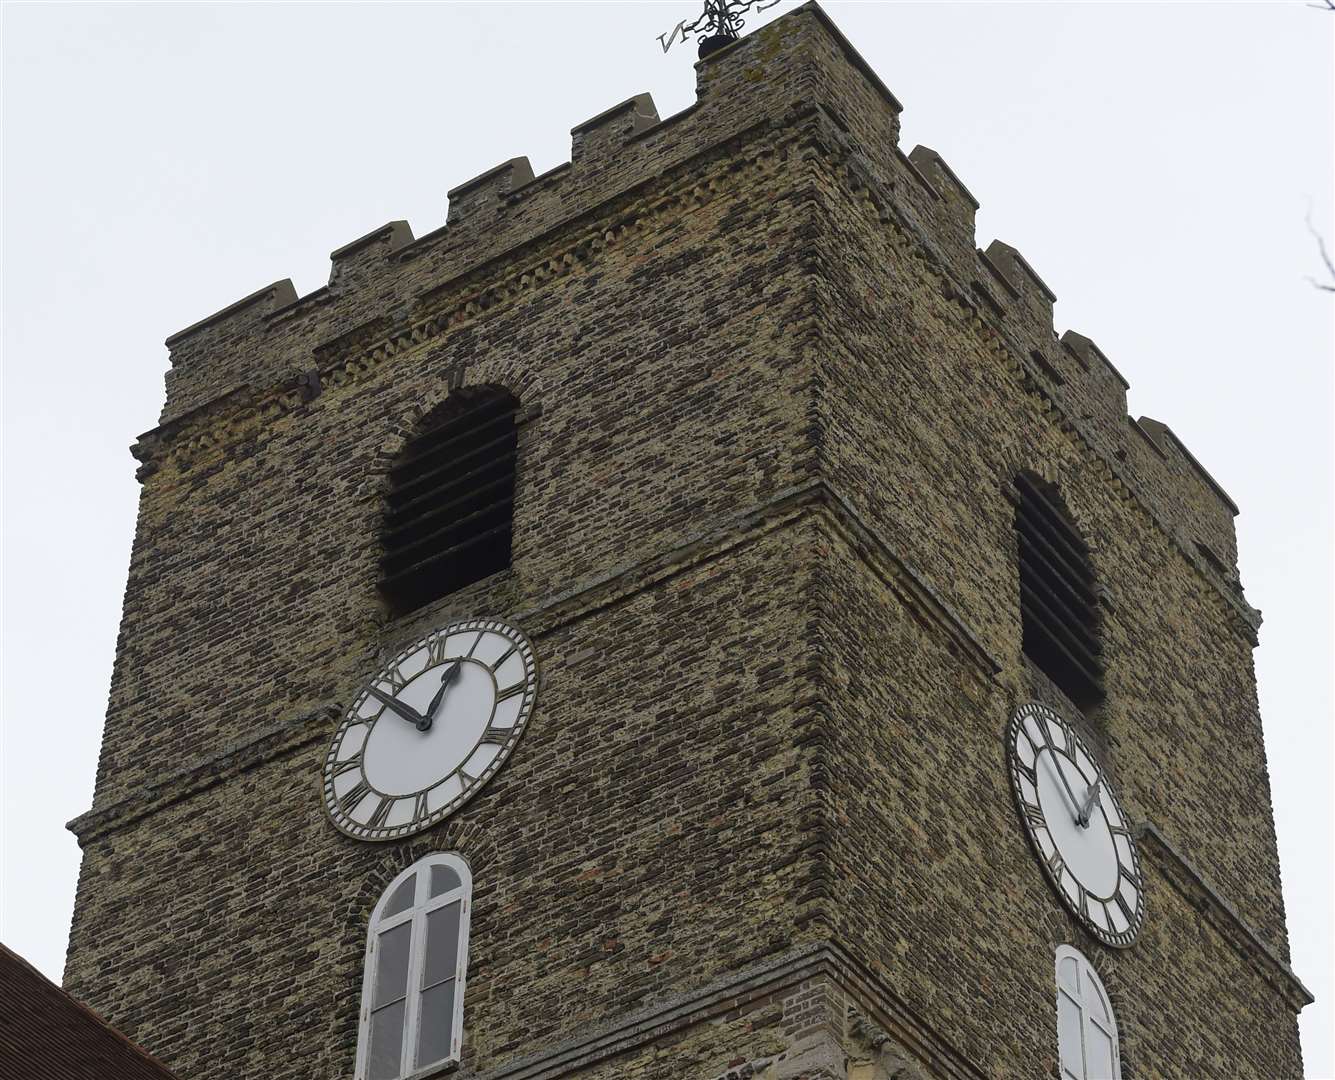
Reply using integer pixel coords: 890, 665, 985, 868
1063, 724, 1079, 759
427, 637, 450, 664
414, 794, 430, 821
480, 726, 511, 746
340, 780, 371, 815
459, 766, 478, 786
490, 644, 517, 671
331, 756, 362, 779
366, 798, 394, 830
1046, 849, 1065, 878
1022, 802, 1046, 828
1016, 761, 1037, 786
496, 682, 525, 702
1114, 890, 1135, 921
379, 666, 407, 692
1077, 888, 1090, 920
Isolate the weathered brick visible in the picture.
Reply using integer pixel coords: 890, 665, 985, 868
65, 5, 1306, 1079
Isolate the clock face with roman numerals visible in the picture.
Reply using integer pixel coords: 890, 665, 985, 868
322, 618, 537, 841
1007, 702, 1145, 948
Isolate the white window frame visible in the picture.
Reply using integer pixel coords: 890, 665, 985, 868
356, 853, 472, 1080
1055, 945, 1122, 1080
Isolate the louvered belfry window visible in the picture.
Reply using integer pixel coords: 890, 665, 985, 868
380, 388, 518, 616
1014, 473, 1104, 709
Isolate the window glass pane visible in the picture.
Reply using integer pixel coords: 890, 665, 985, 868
1057, 992, 1085, 1079
368, 1000, 406, 1080
1087, 1023, 1116, 1079
374, 923, 412, 1009
1057, 955, 1080, 991
416, 979, 456, 1068
422, 901, 461, 988
1085, 981, 1110, 1023
430, 864, 461, 897
382, 875, 416, 918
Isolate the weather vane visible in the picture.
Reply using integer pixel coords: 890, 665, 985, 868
657, 0, 787, 59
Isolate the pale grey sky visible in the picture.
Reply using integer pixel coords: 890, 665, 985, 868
2, 0, 1331, 1073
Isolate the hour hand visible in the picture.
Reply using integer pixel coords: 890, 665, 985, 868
426, 660, 462, 720
365, 683, 431, 731
1077, 779, 1103, 828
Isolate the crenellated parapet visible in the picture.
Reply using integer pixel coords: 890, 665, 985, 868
150, 0, 1252, 632
846, 114, 1249, 614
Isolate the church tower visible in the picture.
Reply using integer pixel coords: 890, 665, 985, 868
64, 5, 1311, 1077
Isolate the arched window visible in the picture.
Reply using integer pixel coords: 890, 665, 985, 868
357, 854, 472, 1080
380, 387, 518, 617
1055, 946, 1122, 1080
1013, 473, 1104, 709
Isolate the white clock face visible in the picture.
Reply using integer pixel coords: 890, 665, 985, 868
1007, 702, 1145, 948
322, 618, 537, 841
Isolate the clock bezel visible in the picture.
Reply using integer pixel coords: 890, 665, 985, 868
322, 617, 538, 842
1006, 701, 1146, 948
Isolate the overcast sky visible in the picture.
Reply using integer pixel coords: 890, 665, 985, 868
2, 0, 1331, 1073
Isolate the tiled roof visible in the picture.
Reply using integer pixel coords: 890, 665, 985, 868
0, 944, 179, 1080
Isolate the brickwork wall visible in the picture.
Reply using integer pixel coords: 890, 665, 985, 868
815, 517, 1302, 1077
805, 146, 1290, 955
67, 525, 831, 1079
66, 5, 1306, 1079
92, 123, 819, 814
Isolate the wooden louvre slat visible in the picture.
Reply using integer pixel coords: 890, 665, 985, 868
392, 397, 515, 472
380, 520, 513, 596
1018, 580, 1102, 682
386, 433, 517, 516
1015, 475, 1104, 706
389, 409, 517, 493
381, 492, 515, 575
1015, 481, 1096, 587
379, 389, 518, 616
1016, 536, 1096, 627
1016, 500, 1094, 589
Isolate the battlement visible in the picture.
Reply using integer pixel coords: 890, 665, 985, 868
153, 0, 1250, 622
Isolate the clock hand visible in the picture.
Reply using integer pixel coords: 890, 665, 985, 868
425, 660, 462, 720
1077, 779, 1103, 828
364, 683, 432, 732
1042, 752, 1084, 825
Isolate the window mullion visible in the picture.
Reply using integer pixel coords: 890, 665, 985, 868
1080, 991, 1093, 1079
401, 907, 426, 1079
452, 896, 469, 1061
356, 933, 378, 1080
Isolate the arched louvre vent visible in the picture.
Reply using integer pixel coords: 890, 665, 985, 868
380, 387, 518, 617
1014, 473, 1104, 709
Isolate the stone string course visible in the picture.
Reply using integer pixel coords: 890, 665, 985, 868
66, 4, 1307, 1079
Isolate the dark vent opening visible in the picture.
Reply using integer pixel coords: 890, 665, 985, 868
1015, 473, 1104, 709
380, 387, 518, 616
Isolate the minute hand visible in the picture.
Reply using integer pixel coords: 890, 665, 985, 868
1077, 779, 1103, 828
1043, 753, 1084, 825
365, 684, 431, 731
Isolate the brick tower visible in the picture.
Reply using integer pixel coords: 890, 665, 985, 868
64, 5, 1311, 1078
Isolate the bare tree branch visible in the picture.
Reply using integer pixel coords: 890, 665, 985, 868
1305, 211, 1335, 293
